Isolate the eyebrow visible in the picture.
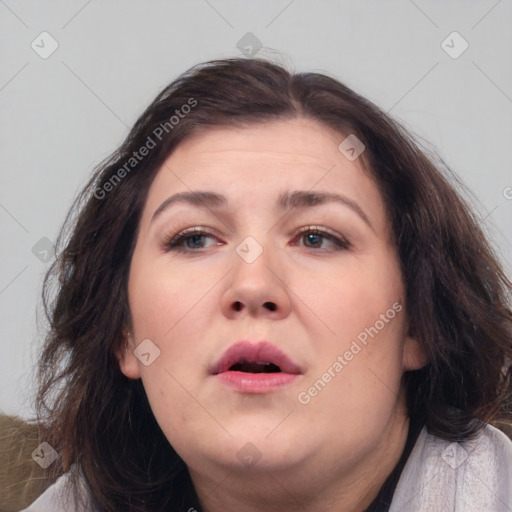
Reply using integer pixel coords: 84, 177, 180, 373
151, 190, 373, 229
278, 190, 373, 229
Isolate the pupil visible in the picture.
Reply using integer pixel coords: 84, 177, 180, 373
188, 235, 204, 248
306, 233, 321, 247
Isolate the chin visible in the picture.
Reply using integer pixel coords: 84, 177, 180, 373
223, 423, 308, 466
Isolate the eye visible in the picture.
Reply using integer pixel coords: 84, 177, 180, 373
162, 225, 350, 254
292, 226, 350, 251
163, 227, 222, 253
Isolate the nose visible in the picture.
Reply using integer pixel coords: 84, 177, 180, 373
220, 241, 292, 320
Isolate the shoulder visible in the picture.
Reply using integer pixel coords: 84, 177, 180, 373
391, 423, 512, 512
21, 426, 512, 512
21, 471, 98, 512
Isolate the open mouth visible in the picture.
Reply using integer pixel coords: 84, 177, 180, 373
211, 341, 302, 376
228, 361, 282, 373
211, 341, 302, 393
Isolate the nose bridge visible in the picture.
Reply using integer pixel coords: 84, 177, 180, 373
221, 233, 292, 318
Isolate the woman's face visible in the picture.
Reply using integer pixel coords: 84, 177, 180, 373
120, 118, 425, 488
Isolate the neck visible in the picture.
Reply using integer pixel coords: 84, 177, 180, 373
188, 409, 411, 512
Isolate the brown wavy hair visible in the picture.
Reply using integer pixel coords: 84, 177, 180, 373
35, 57, 512, 511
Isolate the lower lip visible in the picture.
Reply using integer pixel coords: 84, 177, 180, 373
215, 371, 300, 394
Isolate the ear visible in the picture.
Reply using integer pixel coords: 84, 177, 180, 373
403, 335, 428, 371
116, 331, 142, 379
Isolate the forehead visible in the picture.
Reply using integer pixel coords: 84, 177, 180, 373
142, 118, 388, 234
170, 117, 346, 167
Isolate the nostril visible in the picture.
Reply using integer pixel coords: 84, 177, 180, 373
231, 301, 277, 312
264, 302, 277, 312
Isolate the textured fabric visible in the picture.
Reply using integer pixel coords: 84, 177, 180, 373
389, 424, 512, 512
21, 472, 98, 512
365, 416, 425, 511
0, 415, 55, 511
22, 424, 512, 512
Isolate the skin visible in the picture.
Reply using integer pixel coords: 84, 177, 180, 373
118, 118, 427, 512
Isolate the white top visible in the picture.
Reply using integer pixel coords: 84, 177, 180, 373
23, 424, 512, 512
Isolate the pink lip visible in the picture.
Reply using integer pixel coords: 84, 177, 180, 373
210, 341, 302, 394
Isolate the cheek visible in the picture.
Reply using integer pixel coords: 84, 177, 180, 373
291, 251, 405, 348
127, 255, 222, 422
128, 255, 215, 339
291, 251, 406, 415
296, 304, 406, 444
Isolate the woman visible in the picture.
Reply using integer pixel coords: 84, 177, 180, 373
23, 58, 512, 511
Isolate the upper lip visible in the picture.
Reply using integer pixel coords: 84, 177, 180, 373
210, 341, 303, 375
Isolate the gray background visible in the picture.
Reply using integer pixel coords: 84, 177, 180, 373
1, 0, 511, 418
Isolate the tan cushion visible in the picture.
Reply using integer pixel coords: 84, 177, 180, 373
0, 415, 56, 512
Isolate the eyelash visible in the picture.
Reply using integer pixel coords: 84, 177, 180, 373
162, 226, 351, 254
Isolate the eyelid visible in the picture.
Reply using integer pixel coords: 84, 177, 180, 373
172, 226, 217, 237
294, 225, 342, 239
